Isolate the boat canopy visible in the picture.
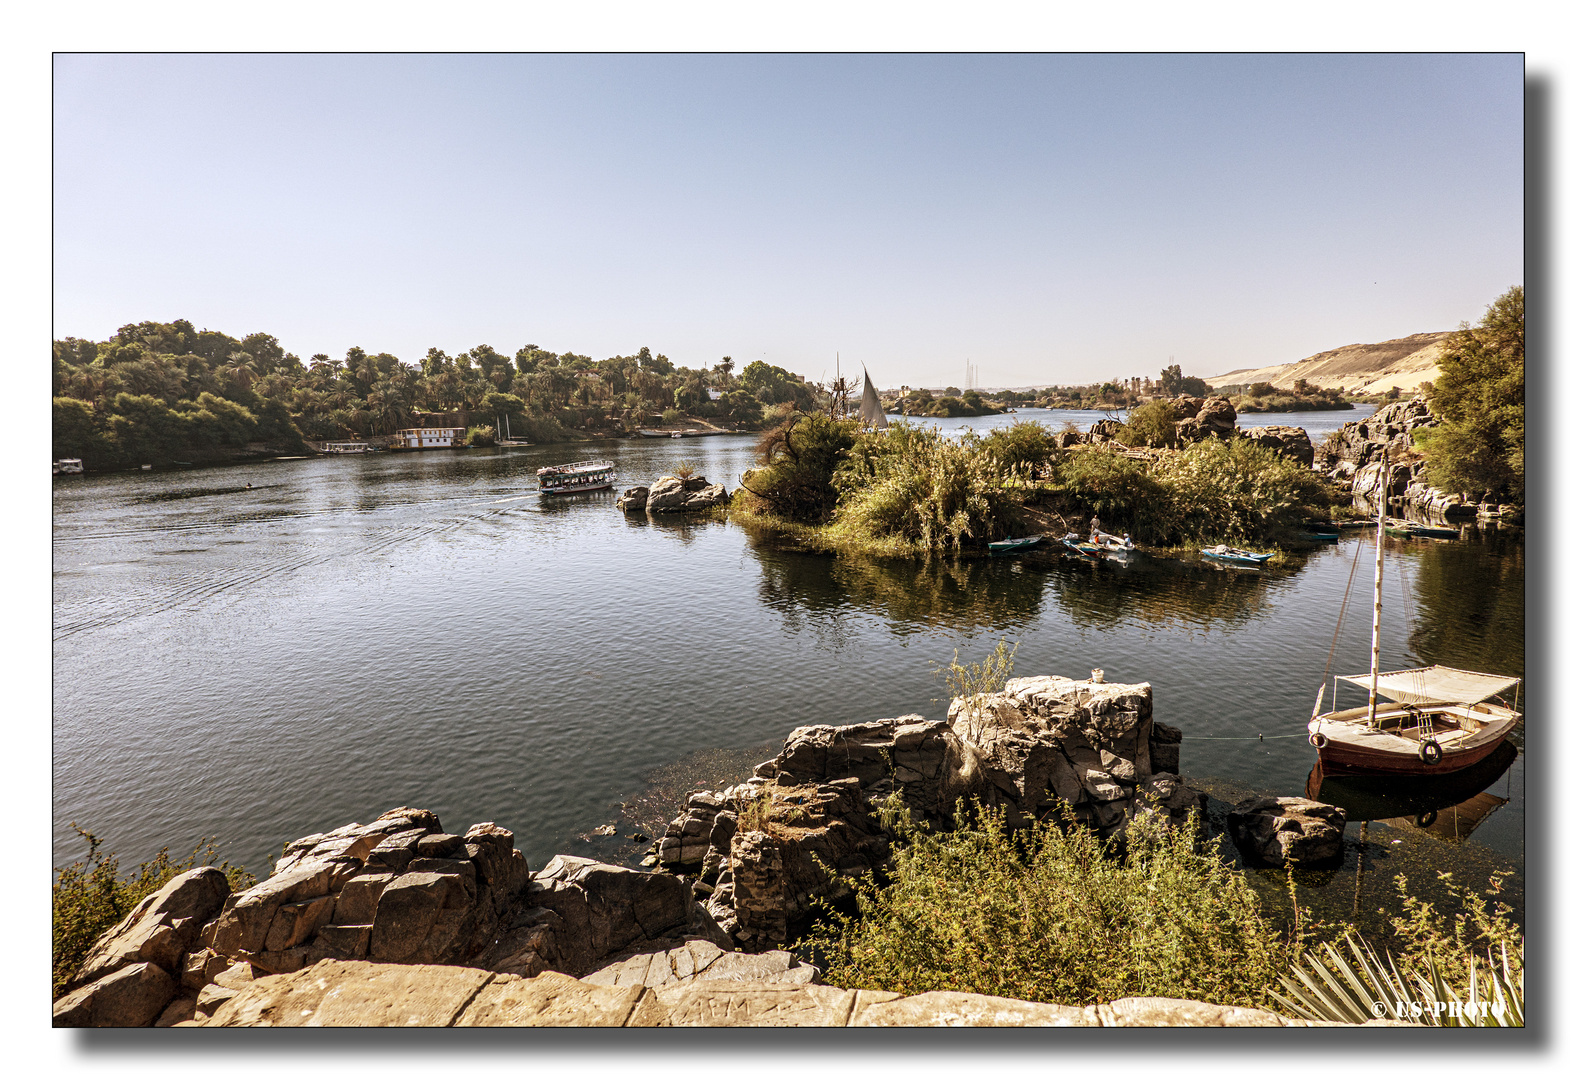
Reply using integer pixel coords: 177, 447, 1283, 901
1337, 664, 1521, 706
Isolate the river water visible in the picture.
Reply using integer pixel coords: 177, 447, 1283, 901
52, 406, 1524, 926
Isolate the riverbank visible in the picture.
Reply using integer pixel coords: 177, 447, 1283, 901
56, 674, 1521, 1026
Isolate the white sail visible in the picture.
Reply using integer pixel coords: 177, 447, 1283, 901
859, 366, 888, 429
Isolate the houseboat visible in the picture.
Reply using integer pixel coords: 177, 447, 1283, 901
390, 426, 466, 450
53, 458, 84, 475
537, 459, 617, 494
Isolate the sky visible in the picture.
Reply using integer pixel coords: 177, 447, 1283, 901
53, 53, 1522, 389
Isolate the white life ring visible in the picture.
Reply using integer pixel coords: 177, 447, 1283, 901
1309, 731, 1328, 749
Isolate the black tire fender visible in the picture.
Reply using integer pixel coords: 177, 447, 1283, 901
1418, 738, 1443, 765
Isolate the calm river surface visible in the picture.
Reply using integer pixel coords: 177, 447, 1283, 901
53, 406, 1523, 920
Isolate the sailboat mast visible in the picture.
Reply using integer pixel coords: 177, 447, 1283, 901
1367, 448, 1388, 727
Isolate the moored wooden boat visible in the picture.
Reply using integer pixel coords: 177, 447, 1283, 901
1304, 448, 1519, 775
1307, 673, 1520, 775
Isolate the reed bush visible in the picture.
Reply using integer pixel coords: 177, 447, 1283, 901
803, 801, 1290, 1008
52, 826, 255, 998
828, 425, 1023, 553
976, 420, 1065, 473
733, 413, 859, 524
1055, 445, 1176, 541
1151, 438, 1332, 543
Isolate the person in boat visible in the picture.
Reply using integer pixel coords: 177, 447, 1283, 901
1089, 514, 1101, 543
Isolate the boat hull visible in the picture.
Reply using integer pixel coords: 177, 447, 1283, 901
540, 481, 615, 494
1312, 734, 1509, 775
1308, 705, 1518, 776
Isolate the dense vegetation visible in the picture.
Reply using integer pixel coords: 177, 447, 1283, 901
806, 800, 1287, 1007
733, 415, 1334, 554
52, 320, 817, 470
803, 796, 1522, 1014
52, 826, 255, 998
1414, 285, 1524, 503
1226, 378, 1352, 413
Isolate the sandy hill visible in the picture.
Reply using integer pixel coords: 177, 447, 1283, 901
1206, 331, 1454, 396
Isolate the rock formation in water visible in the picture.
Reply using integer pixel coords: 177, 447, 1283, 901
1226, 797, 1346, 868
618, 475, 730, 514
1238, 424, 1315, 467
649, 674, 1201, 950
1316, 396, 1520, 522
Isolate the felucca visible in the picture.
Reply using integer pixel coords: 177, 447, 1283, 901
1305, 449, 1521, 775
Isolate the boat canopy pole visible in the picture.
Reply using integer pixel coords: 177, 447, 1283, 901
1367, 449, 1388, 728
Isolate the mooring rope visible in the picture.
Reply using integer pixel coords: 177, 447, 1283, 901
1186, 733, 1313, 741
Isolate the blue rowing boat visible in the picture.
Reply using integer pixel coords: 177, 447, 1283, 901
1200, 545, 1272, 566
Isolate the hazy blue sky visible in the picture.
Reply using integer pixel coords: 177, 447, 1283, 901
53, 53, 1523, 388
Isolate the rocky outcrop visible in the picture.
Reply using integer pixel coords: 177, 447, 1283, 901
648, 775, 890, 948
1317, 396, 1517, 520
57, 805, 734, 1026
200, 808, 531, 980
190, 958, 1396, 1027
949, 676, 1202, 836
615, 486, 648, 511
644, 475, 730, 513
1239, 425, 1315, 467
1172, 395, 1237, 442
52, 866, 232, 1028
648, 674, 1198, 950
1226, 797, 1346, 868
474, 854, 731, 978
1086, 419, 1124, 444
1318, 397, 1437, 478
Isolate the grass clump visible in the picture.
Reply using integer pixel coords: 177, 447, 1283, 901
802, 801, 1291, 1008
52, 825, 255, 998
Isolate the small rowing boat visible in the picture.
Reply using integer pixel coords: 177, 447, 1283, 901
1387, 522, 1459, 540
1200, 545, 1271, 566
988, 535, 1042, 554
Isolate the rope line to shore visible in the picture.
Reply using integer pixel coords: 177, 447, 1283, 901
1186, 733, 1311, 740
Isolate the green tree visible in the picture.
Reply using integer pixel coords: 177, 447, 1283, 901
1120, 399, 1180, 447
1414, 285, 1524, 502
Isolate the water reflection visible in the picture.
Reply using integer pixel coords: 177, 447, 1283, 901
1407, 531, 1525, 683
748, 543, 1047, 635
1306, 742, 1517, 842
1049, 555, 1286, 631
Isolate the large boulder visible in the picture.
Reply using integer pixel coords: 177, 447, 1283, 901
1226, 797, 1346, 867
1239, 425, 1315, 467
1174, 395, 1237, 442
53, 961, 179, 1028
650, 674, 1197, 949
1086, 418, 1124, 445
645, 475, 730, 513
615, 486, 648, 512
204, 808, 531, 978
64, 866, 231, 993
477, 855, 727, 978
950, 675, 1199, 835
